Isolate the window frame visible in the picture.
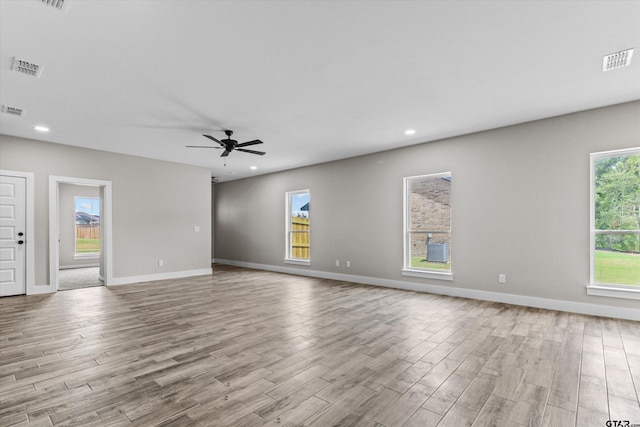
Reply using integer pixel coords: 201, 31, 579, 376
284, 189, 311, 266
402, 172, 453, 281
587, 147, 640, 300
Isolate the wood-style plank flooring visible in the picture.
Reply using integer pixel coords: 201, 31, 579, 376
1, 264, 639, 426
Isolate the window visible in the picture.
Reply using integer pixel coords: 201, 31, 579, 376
75, 197, 100, 257
285, 190, 310, 265
403, 173, 452, 280
588, 148, 640, 299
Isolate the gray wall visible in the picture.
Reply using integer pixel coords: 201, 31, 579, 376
214, 101, 640, 310
0, 135, 212, 286
59, 183, 101, 269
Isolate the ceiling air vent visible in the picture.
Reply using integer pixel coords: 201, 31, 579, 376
11, 58, 43, 77
1, 105, 23, 116
40, 0, 66, 11
603, 48, 634, 71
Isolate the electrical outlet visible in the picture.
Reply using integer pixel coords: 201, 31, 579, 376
346, 261, 351, 268
335, 260, 340, 267
194, 226, 200, 232
498, 274, 506, 283
158, 260, 164, 267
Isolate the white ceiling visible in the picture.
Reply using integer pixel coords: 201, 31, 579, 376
1, 1, 639, 182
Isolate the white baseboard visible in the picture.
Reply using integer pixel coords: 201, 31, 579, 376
109, 268, 213, 286
29, 285, 57, 295
213, 259, 640, 321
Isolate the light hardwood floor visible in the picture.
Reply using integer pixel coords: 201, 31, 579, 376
1, 264, 639, 426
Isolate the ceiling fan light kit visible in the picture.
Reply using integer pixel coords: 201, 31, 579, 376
186, 130, 266, 158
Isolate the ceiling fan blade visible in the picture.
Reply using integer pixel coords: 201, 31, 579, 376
220, 150, 231, 157
236, 139, 263, 147
185, 145, 219, 148
203, 134, 223, 145
236, 148, 266, 156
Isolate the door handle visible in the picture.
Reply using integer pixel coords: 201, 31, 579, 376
18, 240, 24, 244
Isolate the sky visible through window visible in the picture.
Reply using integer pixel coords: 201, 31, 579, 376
291, 192, 309, 218
76, 197, 100, 216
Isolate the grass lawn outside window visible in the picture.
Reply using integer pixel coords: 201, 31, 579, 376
76, 238, 100, 253
595, 250, 640, 286
410, 257, 451, 271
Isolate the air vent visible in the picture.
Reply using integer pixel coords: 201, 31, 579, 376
11, 58, 43, 77
1, 105, 23, 116
603, 48, 634, 71
40, 0, 66, 11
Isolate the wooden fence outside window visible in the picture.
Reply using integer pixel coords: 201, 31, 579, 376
76, 224, 100, 239
291, 217, 309, 259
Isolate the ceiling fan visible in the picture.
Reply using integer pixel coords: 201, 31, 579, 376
186, 130, 265, 157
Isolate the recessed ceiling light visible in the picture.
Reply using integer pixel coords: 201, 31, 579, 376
250, 166, 258, 170
35, 125, 49, 132
405, 129, 416, 135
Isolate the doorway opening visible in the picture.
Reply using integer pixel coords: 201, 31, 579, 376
49, 176, 112, 291
58, 187, 102, 290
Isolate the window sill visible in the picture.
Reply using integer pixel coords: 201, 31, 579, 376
74, 253, 100, 260
586, 284, 640, 300
402, 268, 453, 281
284, 258, 311, 266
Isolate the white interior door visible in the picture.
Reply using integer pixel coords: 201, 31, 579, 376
0, 175, 27, 296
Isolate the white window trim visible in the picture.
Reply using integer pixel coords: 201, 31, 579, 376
284, 258, 311, 266
589, 147, 640, 299
74, 253, 100, 259
586, 283, 640, 300
284, 189, 311, 266
402, 268, 454, 281
403, 172, 453, 280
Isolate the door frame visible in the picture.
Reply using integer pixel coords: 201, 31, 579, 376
49, 176, 113, 290
0, 170, 35, 294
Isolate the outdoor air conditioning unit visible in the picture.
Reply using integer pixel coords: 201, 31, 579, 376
427, 243, 448, 263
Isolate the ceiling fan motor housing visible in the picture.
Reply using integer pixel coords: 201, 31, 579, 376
187, 130, 265, 157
